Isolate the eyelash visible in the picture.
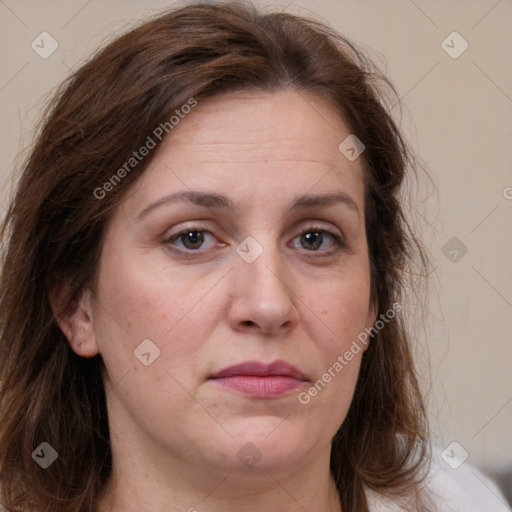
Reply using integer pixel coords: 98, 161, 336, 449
164, 224, 347, 257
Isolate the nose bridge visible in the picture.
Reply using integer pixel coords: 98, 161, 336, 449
230, 232, 298, 333
236, 232, 289, 298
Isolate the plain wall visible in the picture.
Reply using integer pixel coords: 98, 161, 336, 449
1, 0, 511, 475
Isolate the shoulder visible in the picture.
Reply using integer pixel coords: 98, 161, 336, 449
366, 451, 511, 512
423, 454, 511, 512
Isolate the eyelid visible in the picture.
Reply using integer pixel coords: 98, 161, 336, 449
163, 221, 348, 256
292, 224, 347, 252
164, 225, 224, 247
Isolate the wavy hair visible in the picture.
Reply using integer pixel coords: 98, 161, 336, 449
0, 1, 431, 511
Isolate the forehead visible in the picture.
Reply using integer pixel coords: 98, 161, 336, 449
117, 88, 366, 221
167, 88, 353, 161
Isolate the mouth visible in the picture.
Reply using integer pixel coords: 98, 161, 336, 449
208, 360, 309, 398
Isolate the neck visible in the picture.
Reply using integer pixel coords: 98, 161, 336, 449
97, 437, 342, 512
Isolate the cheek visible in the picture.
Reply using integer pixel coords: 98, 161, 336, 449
296, 281, 369, 427
92, 247, 222, 382
297, 265, 371, 412
306, 267, 372, 351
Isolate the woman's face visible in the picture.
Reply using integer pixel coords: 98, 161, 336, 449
81, 88, 376, 477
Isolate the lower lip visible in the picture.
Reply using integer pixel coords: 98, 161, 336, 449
210, 376, 305, 398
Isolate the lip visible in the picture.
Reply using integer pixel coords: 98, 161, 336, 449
208, 360, 308, 398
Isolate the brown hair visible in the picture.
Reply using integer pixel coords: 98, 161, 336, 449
0, 1, 431, 511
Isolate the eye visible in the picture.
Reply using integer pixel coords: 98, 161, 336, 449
167, 228, 220, 251
164, 225, 345, 256
290, 226, 344, 253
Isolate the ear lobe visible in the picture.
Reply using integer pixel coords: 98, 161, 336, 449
48, 282, 100, 358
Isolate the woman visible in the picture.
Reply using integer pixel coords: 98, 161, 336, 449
0, 2, 509, 511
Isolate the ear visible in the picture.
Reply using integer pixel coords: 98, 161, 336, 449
48, 281, 100, 358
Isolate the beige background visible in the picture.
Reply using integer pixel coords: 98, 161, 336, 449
1, 0, 511, 478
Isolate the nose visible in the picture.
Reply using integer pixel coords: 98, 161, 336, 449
227, 239, 299, 336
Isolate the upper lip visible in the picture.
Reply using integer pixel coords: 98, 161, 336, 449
209, 360, 308, 381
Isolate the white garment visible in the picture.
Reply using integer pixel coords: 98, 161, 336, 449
367, 456, 511, 512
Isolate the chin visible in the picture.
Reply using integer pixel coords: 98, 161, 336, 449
209, 417, 316, 472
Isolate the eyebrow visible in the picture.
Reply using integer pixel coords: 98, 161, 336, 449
136, 190, 360, 220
